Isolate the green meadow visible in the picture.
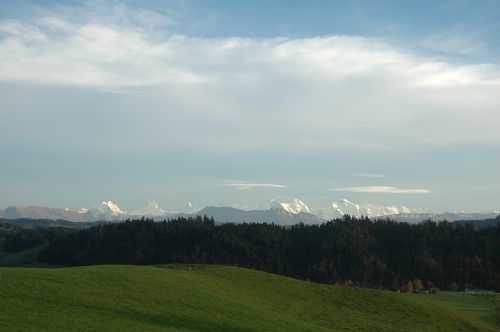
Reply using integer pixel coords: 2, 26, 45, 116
422, 291, 499, 328
0, 264, 497, 331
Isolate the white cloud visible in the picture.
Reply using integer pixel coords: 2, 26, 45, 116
0, 19, 203, 87
1, 7, 499, 90
329, 186, 431, 194
0, 2, 499, 156
221, 183, 287, 190
351, 173, 387, 178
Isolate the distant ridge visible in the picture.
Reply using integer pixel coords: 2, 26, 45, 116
387, 212, 500, 223
454, 215, 500, 229
0, 218, 105, 229
310, 199, 420, 219
197, 206, 322, 225
1, 206, 95, 222
1, 200, 498, 225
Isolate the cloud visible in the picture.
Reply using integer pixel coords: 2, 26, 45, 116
0, 1, 499, 157
1, 5, 499, 90
329, 186, 431, 194
420, 32, 486, 56
0, 2, 499, 212
351, 173, 387, 178
221, 183, 287, 190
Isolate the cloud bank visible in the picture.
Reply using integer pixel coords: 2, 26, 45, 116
1, 16, 499, 89
329, 186, 431, 194
221, 183, 287, 190
0, 3, 498, 154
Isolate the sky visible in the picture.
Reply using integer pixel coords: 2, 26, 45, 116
0, 0, 499, 213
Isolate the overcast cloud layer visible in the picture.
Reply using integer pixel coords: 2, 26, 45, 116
0, 2, 499, 212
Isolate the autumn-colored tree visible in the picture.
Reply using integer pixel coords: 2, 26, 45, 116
412, 278, 423, 290
405, 280, 413, 293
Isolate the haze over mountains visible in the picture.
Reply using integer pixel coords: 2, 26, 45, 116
1, 199, 498, 225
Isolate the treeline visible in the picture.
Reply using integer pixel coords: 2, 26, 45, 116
455, 215, 500, 229
37, 216, 500, 291
0, 223, 19, 237
3, 227, 76, 253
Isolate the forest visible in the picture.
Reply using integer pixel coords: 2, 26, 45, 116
9, 216, 494, 291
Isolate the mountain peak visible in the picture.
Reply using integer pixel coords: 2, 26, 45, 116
101, 201, 125, 216
131, 200, 167, 217
327, 199, 418, 218
270, 198, 311, 215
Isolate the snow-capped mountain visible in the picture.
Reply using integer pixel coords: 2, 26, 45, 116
102, 201, 125, 216
270, 198, 312, 214
198, 205, 322, 225
131, 200, 167, 217
388, 211, 500, 223
88, 201, 127, 219
1, 199, 498, 225
317, 199, 420, 219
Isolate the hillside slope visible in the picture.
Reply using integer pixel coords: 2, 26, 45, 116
0, 265, 496, 331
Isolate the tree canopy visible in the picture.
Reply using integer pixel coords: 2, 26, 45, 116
35, 216, 500, 291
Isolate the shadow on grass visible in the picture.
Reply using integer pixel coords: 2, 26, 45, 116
72, 302, 259, 332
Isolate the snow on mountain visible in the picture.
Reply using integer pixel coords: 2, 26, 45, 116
2, 199, 497, 224
131, 200, 167, 217
105, 201, 125, 215
184, 201, 199, 213
198, 205, 322, 225
86, 200, 127, 219
331, 199, 361, 217
270, 198, 312, 214
319, 199, 420, 219
267, 198, 418, 219
101, 201, 126, 216
390, 211, 500, 223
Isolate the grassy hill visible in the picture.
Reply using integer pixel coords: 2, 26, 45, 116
422, 291, 499, 328
0, 265, 497, 331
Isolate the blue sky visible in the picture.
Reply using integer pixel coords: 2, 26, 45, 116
0, 0, 499, 212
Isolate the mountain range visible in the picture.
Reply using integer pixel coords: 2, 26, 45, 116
0, 199, 498, 225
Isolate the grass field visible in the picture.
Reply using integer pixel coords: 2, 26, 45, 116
421, 291, 499, 328
0, 264, 497, 331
